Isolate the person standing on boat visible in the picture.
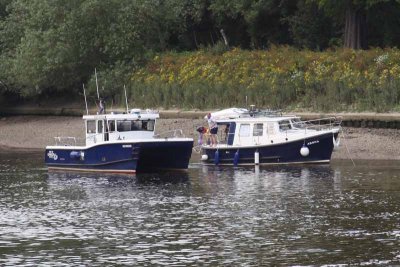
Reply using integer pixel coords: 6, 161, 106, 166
206, 112, 218, 146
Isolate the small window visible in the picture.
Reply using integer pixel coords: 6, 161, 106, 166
253, 123, 263, 136
141, 121, 155, 130
87, 120, 96, 134
292, 118, 306, 129
117, 120, 136, 132
267, 122, 275, 135
146, 120, 155, 131
239, 124, 250, 137
97, 120, 103, 133
108, 120, 115, 132
112, 120, 155, 132
131, 121, 142, 130
279, 120, 291, 131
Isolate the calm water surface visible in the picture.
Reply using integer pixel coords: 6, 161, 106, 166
0, 151, 399, 266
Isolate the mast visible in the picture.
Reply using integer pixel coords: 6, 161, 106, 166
124, 85, 129, 113
82, 84, 89, 115
95, 68, 100, 100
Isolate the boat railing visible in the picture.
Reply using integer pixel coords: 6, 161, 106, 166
54, 136, 79, 146
301, 117, 341, 131
154, 129, 186, 139
281, 117, 342, 135
54, 135, 93, 146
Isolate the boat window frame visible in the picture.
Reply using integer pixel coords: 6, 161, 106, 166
142, 120, 155, 131
115, 119, 155, 132
278, 120, 292, 131
291, 118, 306, 129
253, 123, 263, 136
239, 124, 251, 137
86, 120, 96, 134
97, 120, 103, 133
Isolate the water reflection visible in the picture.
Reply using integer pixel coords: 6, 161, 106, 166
0, 152, 399, 266
47, 170, 189, 186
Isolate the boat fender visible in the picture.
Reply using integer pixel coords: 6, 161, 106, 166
80, 151, 85, 161
214, 150, 220, 165
70, 151, 80, 159
201, 154, 208, 161
333, 135, 340, 150
300, 145, 310, 157
233, 150, 240, 166
254, 151, 260, 165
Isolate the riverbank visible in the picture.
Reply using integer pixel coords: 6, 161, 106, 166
1, 115, 400, 161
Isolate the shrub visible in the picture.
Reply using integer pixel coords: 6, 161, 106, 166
128, 46, 400, 112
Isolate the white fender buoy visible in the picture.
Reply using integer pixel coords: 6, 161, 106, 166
300, 145, 310, 157
201, 154, 208, 161
254, 151, 260, 165
333, 135, 340, 150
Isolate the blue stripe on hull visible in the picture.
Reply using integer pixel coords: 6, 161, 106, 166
202, 132, 337, 165
45, 140, 193, 173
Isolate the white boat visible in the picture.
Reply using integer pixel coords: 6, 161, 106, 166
200, 108, 341, 165
45, 109, 193, 173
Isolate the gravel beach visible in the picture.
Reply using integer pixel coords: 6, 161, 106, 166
1, 115, 400, 161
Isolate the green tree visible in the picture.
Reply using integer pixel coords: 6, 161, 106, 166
287, 0, 341, 50
209, 0, 297, 48
313, 0, 400, 49
0, 0, 151, 96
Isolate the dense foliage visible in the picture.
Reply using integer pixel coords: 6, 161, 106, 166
0, 0, 400, 111
130, 47, 400, 112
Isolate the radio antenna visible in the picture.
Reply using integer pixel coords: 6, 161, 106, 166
124, 85, 129, 113
95, 68, 100, 100
82, 84, 89, 115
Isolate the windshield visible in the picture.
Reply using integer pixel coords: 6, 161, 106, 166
291, 118, 306, 129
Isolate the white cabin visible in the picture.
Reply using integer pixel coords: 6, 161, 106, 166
83, 109, 159, 146
215, 115, 336, 148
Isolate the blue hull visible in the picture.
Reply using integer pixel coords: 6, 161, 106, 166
202, 132, 338, 165
45, 140, 193, 173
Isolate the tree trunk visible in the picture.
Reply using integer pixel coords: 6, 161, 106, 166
344, 4, 367, 49
220, 29, 229, 47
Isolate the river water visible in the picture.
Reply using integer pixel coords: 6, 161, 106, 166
0, 151, 399, 266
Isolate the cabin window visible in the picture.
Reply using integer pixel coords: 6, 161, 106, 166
292, 118, 306, 129
253, 123, 263, 136
115, 120, 155, 132
141, 120, 155, 131
239, 124, 250, 137
87, 120, 96, 134
279, 120, 291, 131
108, 120, 115, 132
117, 120, 136, 132
97, 120, 103, 133
267, 122, 275, 135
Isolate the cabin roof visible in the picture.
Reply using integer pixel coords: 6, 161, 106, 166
83, 112, 159, 120
216, 115, 299, 124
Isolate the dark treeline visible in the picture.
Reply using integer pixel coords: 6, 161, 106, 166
0, 0, 400, 102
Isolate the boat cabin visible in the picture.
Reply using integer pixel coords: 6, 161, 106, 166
216, 116, 306, 147
83, 109, 159, 146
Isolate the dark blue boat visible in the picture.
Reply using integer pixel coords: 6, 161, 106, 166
45, 110, 193, 173
200, 108, 341, 166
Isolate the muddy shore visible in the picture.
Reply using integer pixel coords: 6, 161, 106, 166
1, 115, 400, 161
